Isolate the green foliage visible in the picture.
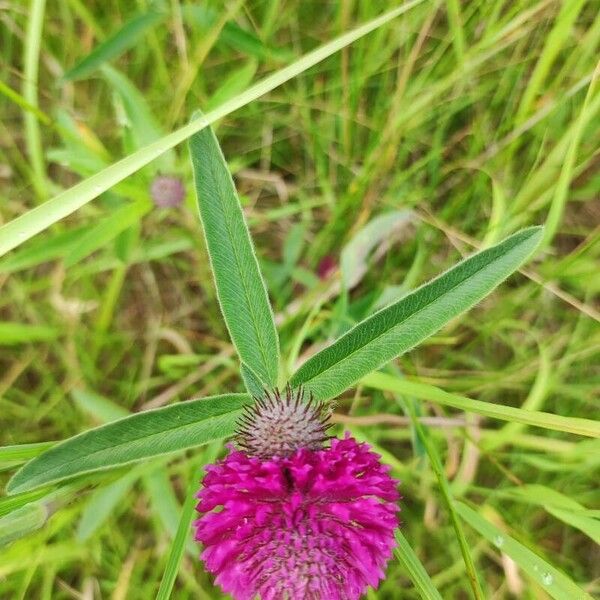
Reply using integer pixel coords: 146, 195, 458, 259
457, 503, 594, 600
189, 123, 280, 388
7, 395, 250, 493
1, 0, 598, 598
292, 227, 542, 400
63, 12, 166, 81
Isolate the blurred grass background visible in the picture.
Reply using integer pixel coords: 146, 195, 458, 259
1, 0, 599, 598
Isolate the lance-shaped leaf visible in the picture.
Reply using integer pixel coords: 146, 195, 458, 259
291, 227, 543, 400
7, 394, 250, 494
190, 122, 280, 388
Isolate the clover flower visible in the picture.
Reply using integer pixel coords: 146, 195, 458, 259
194, 387, 400, 599
150, 174, 185, 207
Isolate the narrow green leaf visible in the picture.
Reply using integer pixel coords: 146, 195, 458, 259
144, 467, 190, 548
291, 227, 543, 400
63, 12, 166, 81
0, 443, 54, 468
0, 487, 72, 547
7, 394, 250, 494
394, 530, 443, 599
407, 403, 484, 599
71, 388, 129, 422
456, 503, 593, 600
101, 65, 175, 171
182, 5, 290, 61
0, 503, 48, 548
206, 61, 258, 111
545, 507, 600, 546
341, 210, 413, 288
156, 470, 199, 600
0, 489, 49, 518
0, 322, 58, 345
0, 225, 93, 274
495, 485, 600, 545
76, 471, 138, 541
0, 1, 425, 258
189, 123, 279, 387
361, 372, 600, 438
63, 200, 150, 267
22, 0, 47, 199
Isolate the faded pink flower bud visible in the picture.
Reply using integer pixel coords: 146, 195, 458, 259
150, 175, 185, 207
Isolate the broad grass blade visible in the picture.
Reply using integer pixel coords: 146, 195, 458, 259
189, 123, 279, 387
0, 1, 424, 258
7, 394, 250, 494
63, 12, 166, 81
291, 227, 543, 400
361, 372, 600, 438
456, 503, 593, 600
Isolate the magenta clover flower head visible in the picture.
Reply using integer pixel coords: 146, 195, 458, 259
194, 386, 400, 600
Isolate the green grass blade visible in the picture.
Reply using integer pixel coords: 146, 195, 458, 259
183, 5, 290, 61
0, 503, 48, 548
0, 323, 58, 345
407, 404, 484, 599
63, 200, 150, 267
362, 372, 600, 438
22, 0, 47, 200
0, 79, 51, 125
0, 225, 93, 274
101, 65, 175, 171
394, 530, 444, 599
515, 0, 587, 123
291, 227, 543, 400
545, 506, 600, 546
63, 11, 166, 81
6, 394, 251, 494
456, 503, 593, 600
494, 485, 600, 545
0, 1, 425, 258
0, 443, 54, 468
76, 471, 138, 541
542, 63, 600, 248
143, 467, 193, 552
71, 388, 129, 421
155, 472, 199, 600
189, 123, 279, 387
0, 487, 73, 548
